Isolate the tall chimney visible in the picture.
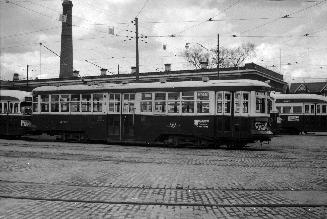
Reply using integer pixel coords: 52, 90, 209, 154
59, 0, 73, 79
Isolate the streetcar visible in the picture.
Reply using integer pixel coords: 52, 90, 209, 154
31, 79, 273, 147
0, 90, 32, 137
271, 93, 327, 134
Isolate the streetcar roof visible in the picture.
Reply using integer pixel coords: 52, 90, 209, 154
0, 90, 31, 101
271, 93, 327, 103
33, 79, 270, 93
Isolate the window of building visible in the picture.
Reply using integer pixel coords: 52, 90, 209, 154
81, 94, 92, 112
197, 91, 209, 113
51, 94, 59, 112
293, 106, 302, 114
93, 93, 103, 112
109, 93, 121, 113
123, 93, 135, 113
182, 91, 194, 113
154, 92, 166, 113
141, 93, 153, 112
305, 104, 309, 113
322, 105, 327, 114
167, 92, 180, 113
282, 106, 291, 114
40, 94, 49, 112
60, 94, 70, 112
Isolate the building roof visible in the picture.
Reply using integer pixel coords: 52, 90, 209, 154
289, 81, 327, 93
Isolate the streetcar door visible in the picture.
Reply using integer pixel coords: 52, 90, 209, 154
121, 93, 135, 140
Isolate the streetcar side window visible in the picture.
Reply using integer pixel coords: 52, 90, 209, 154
81, 94, 92, 112
282, 106, 291, 114
322, 105, 327, 114
255, 92, 266, 113
93, 93, 103, 112
243, 93, 249, 113
276, 106, 281, 113
60, 95, 70, 112
305, 105, 309, 114
310, 105, 315, 114
196, 91, 209, 114
40, 94, 49, 112
293, 106, 302, 114
217, 92, 223, 114
234, 92, 241, 114
141, 93, 153, 113
123, 93, 135, 113
109, 93, 120, 113
154, 93, 166, 113
3, 103, 8, 113
167, 92, 180, 114
51, 94, 59, 112
224, 92, 231, 114
32, 95, 38, 113
14, 103, 19, 113
317, 105, 321, 114
182, 91, 194, 113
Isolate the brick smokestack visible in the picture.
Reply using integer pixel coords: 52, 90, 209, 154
59, 0, 73, 79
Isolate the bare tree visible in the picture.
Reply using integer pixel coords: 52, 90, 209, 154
182, 42, 256, 69
183, 44, 210, 69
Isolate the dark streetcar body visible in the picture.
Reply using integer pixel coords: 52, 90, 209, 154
0, 90, 32, 137
271, 93, 327, 134
31, 80, 273, 147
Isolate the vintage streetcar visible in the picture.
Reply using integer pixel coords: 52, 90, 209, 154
0, 90, 32, 137
31, 79, 273, 147
271, 93, 327, 134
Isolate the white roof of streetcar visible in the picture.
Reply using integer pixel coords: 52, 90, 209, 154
33, 79, 270, 92
0, 90, 31, 101
271, 93, 327, 102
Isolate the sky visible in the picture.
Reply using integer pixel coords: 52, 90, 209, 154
1, 0, 327, 83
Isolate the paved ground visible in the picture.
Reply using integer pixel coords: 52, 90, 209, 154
0, 135, 326, 218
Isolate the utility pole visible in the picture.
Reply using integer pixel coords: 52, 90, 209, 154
217, 33, 220, 80
26, 64, 29, 89
135, 17, 139, 81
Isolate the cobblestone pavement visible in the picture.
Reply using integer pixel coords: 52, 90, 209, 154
0, 135, 326, 218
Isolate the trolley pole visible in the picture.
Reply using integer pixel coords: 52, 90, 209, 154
135, 17, 140, 82
26, 64, 29, 89
217, 33, 220, 80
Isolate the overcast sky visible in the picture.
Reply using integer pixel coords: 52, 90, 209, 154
1, 0, 327, 83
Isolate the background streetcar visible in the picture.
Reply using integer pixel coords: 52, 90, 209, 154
271, 93, 327, 134
0, 90, 32, 137
31, 79, 273, 147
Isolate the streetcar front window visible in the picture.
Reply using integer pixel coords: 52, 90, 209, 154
282, 106, 291, 114
317, 105, 321, 114
217, 92, 223, 113
255, 92, 266, 114
310, 105, 315, 114
305, 105, 309, 113
14, 103, 19, 113
243, 93, 249, 113
293, 106, 302, 114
